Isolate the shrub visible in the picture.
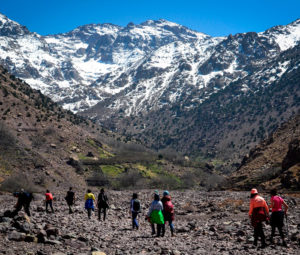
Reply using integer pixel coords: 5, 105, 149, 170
0, 122, 16, 149
0, 174, 39, 193
86, 171, 110, 186
43, 127, 56, 136
116, 169, 144, 189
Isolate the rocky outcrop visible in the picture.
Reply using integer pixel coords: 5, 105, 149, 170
226, 115, 300, 190
282, 139, 300, 171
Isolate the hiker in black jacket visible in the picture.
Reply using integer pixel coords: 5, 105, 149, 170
65, 187, 75, 214
11, 189, 33, 217
130, 193, 141, 230
97, 188, 109, 221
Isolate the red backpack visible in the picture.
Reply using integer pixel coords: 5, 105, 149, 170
164, 200, 174, 214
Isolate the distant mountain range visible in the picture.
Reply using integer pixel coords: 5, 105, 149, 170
1, 13, 300, 165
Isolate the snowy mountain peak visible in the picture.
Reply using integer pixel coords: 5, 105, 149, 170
0, 12, 30, 37
0, 15, 300, 115
262, 18, 300, 51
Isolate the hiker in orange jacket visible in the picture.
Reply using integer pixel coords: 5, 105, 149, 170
249, 188, 269, 248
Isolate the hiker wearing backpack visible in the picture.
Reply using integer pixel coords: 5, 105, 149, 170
249, 188, 269, 248
269, 189, 288, 246
85, 189, 96, 219
65, 187, 75, 214
97, 188, 109, 221
161, 190, 175, 237
45, 190, 54, 213
12, 189, 33, 217
146, 191, 165, 237
130, 193, 141, 230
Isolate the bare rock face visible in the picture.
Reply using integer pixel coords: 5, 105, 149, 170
282, 139, 300, 171
0, 190, 299, 254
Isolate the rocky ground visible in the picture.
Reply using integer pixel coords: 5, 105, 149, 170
0, 190, 299, 255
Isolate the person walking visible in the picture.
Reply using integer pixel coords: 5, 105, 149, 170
130, 193, 141, 230
161, 190, 175, 237
97, 188, 109, 221
65, 187, 75, 214
269, 189, 288, 246
45, 190, 54, 213
11, 189, 33, 217
85, 189, 96, 219
146, 191, 165, 237
249, 188, 269, 248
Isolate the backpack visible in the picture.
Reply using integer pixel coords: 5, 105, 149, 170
164, 200, 174, 214
251, 207, 268, 227
24, 192, 33, 202
133, 199, 141, 212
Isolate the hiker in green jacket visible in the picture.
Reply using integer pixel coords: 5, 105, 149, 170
146, 191, 165, 237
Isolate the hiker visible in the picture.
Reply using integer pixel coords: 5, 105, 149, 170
11, 189, 33, 217
45, 189, 54, 213
65, 187, 75, 214
97, 188, 109, 221
130, 193, 141, 230
161, 190, 175, 236
85, 189, 96, 219
146, 191, 165, 237
249, 188, 269, 248
269, 189, 288, 246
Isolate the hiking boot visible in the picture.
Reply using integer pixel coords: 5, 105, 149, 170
260, 242, 267, 249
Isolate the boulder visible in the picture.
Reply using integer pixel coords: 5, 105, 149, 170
8, 231, 26, 241
282, 139, 300, 170
91, 252, 106, 255
37, 229, 47, 243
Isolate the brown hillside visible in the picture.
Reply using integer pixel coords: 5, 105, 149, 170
227, 114, 300, 191
0, 65, 111, 190
0, 65, 218, 191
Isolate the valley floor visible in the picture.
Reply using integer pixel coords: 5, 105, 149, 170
0, 190, 299, 255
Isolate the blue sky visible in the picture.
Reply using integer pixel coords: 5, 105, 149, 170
1, 0, 299, 37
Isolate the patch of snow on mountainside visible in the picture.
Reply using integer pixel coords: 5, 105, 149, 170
262, 19, 300, 51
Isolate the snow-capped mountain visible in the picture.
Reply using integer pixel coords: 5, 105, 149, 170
1, 13, 300, 162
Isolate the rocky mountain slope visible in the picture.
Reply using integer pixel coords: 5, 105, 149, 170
1, 13, 300, 164
0, 64, 217, 191
227, 114, 300, 190
0, 190, 299, 255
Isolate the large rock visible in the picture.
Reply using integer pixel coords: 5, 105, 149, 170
8, 231, 26, 241
91, 252, 106, 255
282, 139, 300, 170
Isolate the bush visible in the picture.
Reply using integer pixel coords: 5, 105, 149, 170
0, 122, 16, 149
30, 136, 46, 148
0, 174, 39, 193
43, 127, 56, 136
116, 169, 144, 189
86, 171, 110, 186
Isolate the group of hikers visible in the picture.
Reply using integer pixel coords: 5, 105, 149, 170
83, 189, 175, 237
11, 187, 289, 245
248, 188, 288, 248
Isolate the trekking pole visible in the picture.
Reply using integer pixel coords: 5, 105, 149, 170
285, 214, 289, 240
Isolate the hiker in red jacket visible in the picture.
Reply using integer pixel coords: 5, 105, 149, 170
45, 190, 54, 213
249, 188, 269, 248
161, 190, 175, 237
